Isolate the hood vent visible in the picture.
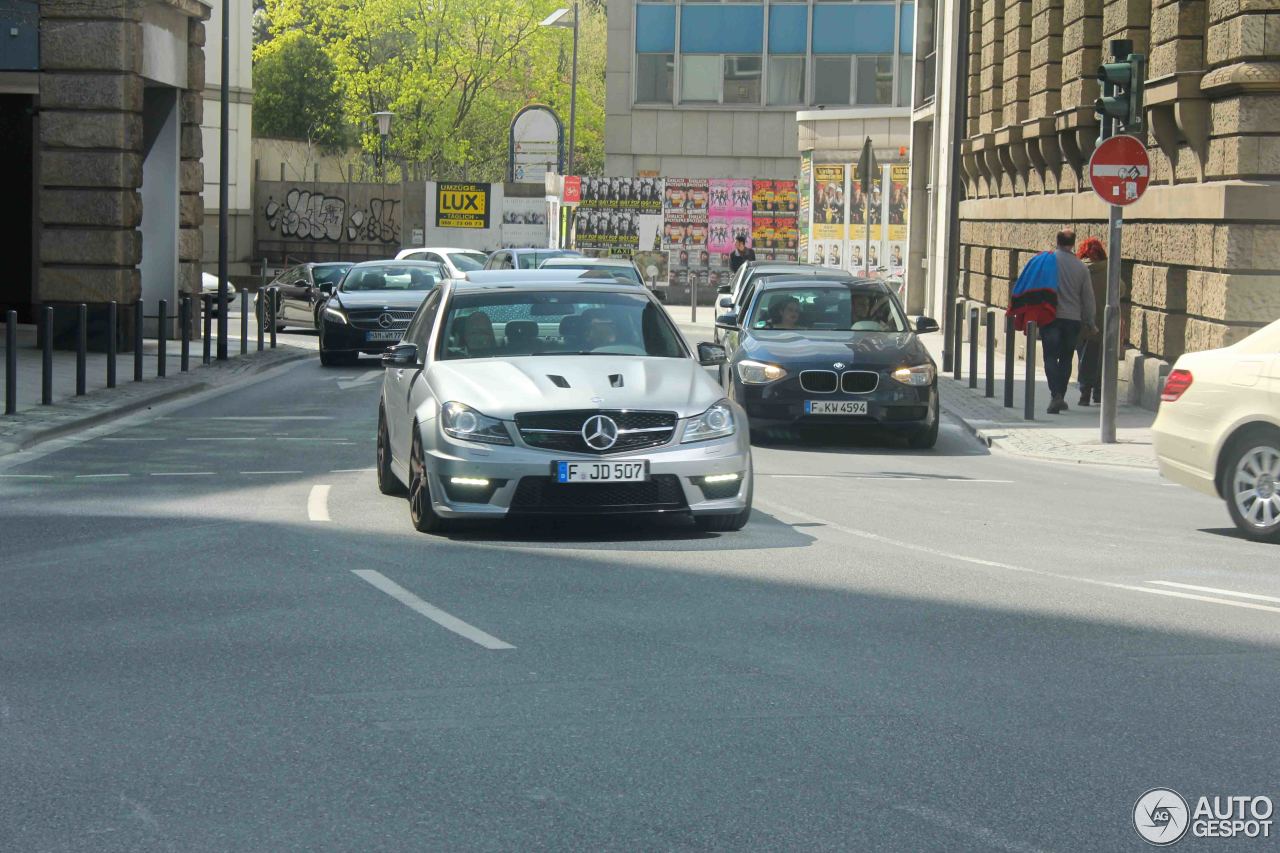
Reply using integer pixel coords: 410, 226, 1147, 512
609, 374, 624, 388
547, 374, 570, 388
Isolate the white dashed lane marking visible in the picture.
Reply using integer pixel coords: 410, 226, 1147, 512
307, 484, 332, 522
352, 570, 516, 651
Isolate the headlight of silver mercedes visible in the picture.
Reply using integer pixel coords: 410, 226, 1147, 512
440, 402, 512, 445
682, 399, 736, 443
323, 304, 349, 325
890, 363, 936, 386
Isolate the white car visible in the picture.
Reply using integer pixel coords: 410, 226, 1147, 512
1153, 319, 1280, 542
376, 277, 752, 534
394, 247, 489, 279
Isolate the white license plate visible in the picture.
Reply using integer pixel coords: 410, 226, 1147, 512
366, 330, 402, 342
555, 461, 649, 483
805, 400, 869, 415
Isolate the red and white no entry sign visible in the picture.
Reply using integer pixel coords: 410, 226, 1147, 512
1088, 134, 1150, 206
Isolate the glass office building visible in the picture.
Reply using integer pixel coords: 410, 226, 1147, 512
606, 0, 915, 179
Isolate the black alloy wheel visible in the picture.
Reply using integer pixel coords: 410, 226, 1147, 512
377, 406, 407, 496
409, 428, 450, 534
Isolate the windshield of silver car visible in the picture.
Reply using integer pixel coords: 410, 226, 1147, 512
440, 291, 686, 360
749, 286, 908, 333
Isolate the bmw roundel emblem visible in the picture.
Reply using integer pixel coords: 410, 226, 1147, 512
833, 362, 846, 370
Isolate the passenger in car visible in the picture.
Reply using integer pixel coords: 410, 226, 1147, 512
461, 312, 496, 353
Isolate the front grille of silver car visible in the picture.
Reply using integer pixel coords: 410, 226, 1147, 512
840, 371, 880, 394
515, 410, 677, 454
799, 370, 839, 394
346, 308, 415, 331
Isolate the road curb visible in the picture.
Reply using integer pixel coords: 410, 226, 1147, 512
0, 349, 309, 458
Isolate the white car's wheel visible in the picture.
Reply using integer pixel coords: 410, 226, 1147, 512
1226, 437, 1280, 543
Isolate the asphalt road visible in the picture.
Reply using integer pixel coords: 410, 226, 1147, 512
2, 334, 1277, 852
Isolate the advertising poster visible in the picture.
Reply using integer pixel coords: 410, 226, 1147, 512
799, 153, 811, 260
708, 179, 751, 256
578, 176, 661, 209
575, 207, 641, 251
436, 182, 491, 229
812, 166, 845, 241
662, 178, 709, 251
500, 196, 548, 248
888, 164, 909, 242
574, 177, 661, 250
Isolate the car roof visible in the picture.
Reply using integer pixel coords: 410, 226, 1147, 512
463, 270, 625, 284
754, 276, 886, 291
398, 247, 483, 254
310, 261, 352, 268
540, 257, 634, 268
348, 259, 444, 268
750, 263, 848, 274
451, 280, 654, 296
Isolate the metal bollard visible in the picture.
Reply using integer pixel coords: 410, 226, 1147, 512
985, 310, 996, 398
269, 287, 277, 349
240, 290, 249, 355
202, 294, 212, 365
42, 306, 53, 404
968, 307, 979, 390
952, 301, 964, 382
1024, 321, 1037, 421
134, 299, 144, 382
107, 301, 118, 389
5, 310, 16, 414
256, 291, 264, 352
76, 303, 87, 396
1003, 313, 1015, 408
157, 299, 167, 378
181, 295, 191, 372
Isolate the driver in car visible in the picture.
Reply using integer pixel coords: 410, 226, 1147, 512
767, 297, 802, 330
586, 318, 618, 349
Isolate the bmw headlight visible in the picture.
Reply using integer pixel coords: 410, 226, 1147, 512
736, 360, 787, 385
682, 400, 736, 443
440, 402, 512, 445
323, 304, 349, 325
891, 363, 936, 386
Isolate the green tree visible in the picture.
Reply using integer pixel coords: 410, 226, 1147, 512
252, 30, 346, 149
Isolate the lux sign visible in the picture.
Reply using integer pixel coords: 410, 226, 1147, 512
436, 182, 491, 229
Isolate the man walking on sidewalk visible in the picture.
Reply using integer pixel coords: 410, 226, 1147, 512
1041, 229, 1096, 414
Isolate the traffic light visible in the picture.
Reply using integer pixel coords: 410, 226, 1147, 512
1095, 53, 1146, 134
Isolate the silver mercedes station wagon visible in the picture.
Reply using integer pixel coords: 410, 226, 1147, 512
376, 278, 753, 534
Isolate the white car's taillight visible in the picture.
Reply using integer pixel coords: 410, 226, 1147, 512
1161, 369, 1193, 402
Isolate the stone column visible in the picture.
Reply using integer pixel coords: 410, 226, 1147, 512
180, 16, 206, 312
1002, 0, 1033, 128
979, 0, 1006, 135
1029, 0, 1065, 119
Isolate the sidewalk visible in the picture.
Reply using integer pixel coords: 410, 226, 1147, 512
666, 304, 1157, 469
0, 319, 309, 456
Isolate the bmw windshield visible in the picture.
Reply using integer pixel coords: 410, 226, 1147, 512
440, 290, 687, 360
747, 285, 909, 333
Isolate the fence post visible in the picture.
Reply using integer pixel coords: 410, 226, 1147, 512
985, 309, 996, 398
240, 290, 249, 355
269, 287, 277, 349
157, 299, 167, 378
256, 291, 264, 351
952, 301, 964, 382
107, 301, 117, 389
967, 307, 979, 389
5, 310, 15, 414
1024, 321, 1037, 421
76, 303, 87, 396
134, 299, 144, 382
41, 306, 53, 404
181, 295, 191, 372
1003, 314, 1015, 408
202, 294, 212, 365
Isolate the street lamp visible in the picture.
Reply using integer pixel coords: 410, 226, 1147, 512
540, 4, 578, 176
372, 111, 395, 183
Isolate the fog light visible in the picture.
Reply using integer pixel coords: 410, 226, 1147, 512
703, 473, 740, 484
450, 477, 491, 487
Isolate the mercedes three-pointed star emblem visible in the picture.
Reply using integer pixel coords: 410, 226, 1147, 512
377, 312, 396, 329
581, 414, 619, 450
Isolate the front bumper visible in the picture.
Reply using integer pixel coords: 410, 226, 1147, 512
321, 316, 405, 354
734, 375, 937, 432
420, 426, 752, 519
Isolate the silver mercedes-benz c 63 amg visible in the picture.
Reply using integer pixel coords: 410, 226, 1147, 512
376, 277, 753, 534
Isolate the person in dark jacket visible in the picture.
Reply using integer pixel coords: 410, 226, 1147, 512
728, 235, 756, 273
1075, 237, 1108, 405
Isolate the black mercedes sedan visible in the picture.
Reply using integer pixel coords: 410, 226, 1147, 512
318, 260, 445, 366
716, 277, 942, 447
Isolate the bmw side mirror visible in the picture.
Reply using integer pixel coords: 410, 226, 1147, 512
382, 342, 419, 368
714, 312, 738, 330
697, 342, 727, 366
913, 316, 940, 334
319, 282, 335, 295
717, 284, 731, 295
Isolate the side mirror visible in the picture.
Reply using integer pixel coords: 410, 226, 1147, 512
913, 316, 940, 334
697, 342, 727, 366
319, 282, 335, 295
382, 342, 419, 368
716, 284, 731, 295
714, 312, 738, 330
716, 295, 733, 309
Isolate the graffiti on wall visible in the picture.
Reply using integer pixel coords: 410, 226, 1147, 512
262, 188, 400, 244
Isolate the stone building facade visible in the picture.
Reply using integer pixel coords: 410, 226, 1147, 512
0, 0, 208, 337
946, 0, 1280, 401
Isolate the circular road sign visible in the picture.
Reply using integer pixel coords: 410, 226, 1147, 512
1088, 134, 1150, 206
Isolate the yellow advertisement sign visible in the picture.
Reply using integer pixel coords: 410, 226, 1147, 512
888, 164, 909, 241
812, 165, 845, 240
436, 182, 491, 229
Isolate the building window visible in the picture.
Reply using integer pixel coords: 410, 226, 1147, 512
723, 55, 763, 104
767, 56, 806, 105
636, 53, 675, 103
813, 56, 851, 105
856, 55, 894, 105
898, 55, 913, 107
681, 55, 722, 102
